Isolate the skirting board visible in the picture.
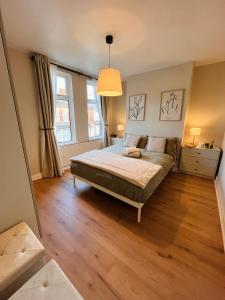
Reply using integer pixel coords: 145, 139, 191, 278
31, 166, 70, 181
63, 164, 70, 171
214, 177, 225, 252
32, 173, 42, 181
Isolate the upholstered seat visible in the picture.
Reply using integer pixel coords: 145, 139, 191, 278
9, 259, 83, 300
0, 222, 45, 299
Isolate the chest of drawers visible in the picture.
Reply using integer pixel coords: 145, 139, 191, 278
179, 146, 221, 178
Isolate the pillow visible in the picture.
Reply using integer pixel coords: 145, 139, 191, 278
137, 136, 148, 149
165, 137, 177, 160
146, 137, 166, 153
123, 134, 141, 147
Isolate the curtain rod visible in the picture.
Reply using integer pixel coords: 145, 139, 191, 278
31, 55, 97, 80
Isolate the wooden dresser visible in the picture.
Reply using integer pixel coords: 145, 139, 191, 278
179, 146, 221, 179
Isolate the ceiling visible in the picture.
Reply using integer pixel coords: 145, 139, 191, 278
1, 0, 225, 78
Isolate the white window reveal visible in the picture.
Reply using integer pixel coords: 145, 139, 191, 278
86, 80, 103, 140
52, 69, 76, 146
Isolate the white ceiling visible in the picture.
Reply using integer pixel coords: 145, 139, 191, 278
1, 0, 225, 78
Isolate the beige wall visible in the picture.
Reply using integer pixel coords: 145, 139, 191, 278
184, 62, 225, 146
125, 62, 194, 139
69, 71, 89, 142
0, 23, 39, 235
8, 48, 41, 177
8, 49, 102, 175
59, 140, 102, 168
109, 82, 127, 136
218, 133, 225, 200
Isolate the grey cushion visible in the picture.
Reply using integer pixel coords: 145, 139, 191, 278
137, 136, 148, 149
165, 137, 178, 160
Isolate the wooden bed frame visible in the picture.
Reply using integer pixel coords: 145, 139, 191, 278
73, 174, 144, 223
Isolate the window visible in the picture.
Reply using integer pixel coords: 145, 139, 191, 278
52, 70, 76, 145
86, 80, 103, 140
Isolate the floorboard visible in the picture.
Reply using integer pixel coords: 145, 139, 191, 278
33, 171, 225, 300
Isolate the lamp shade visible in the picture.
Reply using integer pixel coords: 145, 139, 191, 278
97, 68, 122, 97
117, 124, 124, 131
190, 127, 201, 136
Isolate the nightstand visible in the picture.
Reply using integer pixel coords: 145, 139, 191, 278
110, 137, 124, 146
179, 146, 221, 179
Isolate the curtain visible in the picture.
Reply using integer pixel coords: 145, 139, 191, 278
100, 96, 110, 147
33, 54, 63, 177
50, 64, 57, 119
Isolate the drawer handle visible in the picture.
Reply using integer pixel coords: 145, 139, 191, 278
194, 168, 198, 171
197, 152, 201, 155
196, 160, 199, 163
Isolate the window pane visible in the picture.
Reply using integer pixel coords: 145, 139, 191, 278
55, 99, 72, 143
55, 100, 70, 123
57, 76, 67, 96
88, 102, 102, 139
86, 80, 103, 140
87, 84, 96, 100
55, 127, 72, 143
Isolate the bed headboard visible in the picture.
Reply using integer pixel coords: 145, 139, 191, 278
125, 133, 179, 163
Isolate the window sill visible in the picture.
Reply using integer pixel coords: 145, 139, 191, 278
58, 138, 103, 148
88, 138, 103, 142
57, 141, 77, 148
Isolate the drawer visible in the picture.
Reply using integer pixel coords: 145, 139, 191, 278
180, 161, 216, 177
182, 147, 220, 160
181, 155, 217, 170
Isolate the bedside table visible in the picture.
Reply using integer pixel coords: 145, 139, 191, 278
110, 137, 124, 146
179, 146, 221, 179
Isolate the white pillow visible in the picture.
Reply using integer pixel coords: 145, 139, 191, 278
123, 134, 141, 147
146, 137, 166, 153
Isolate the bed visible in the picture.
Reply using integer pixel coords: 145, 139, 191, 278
70, 138, 177, 222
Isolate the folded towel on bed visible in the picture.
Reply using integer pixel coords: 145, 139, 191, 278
122, 150, 141, 158
123, 147, 139, 154
122, 147, 141, 158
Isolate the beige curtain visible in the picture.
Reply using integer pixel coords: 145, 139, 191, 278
33, 54, 63, 177
101, 96, 110, 147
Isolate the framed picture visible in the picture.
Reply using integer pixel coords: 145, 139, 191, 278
128, 94, 146, 121
160, 89, 185, 121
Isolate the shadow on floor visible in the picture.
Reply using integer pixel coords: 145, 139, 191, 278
74, 172, 188, 248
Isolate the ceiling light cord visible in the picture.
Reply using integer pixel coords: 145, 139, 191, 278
108, 43, 111, 68
106, 35, 113, 68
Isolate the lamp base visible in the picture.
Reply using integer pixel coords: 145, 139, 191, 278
184, 143, 196, 148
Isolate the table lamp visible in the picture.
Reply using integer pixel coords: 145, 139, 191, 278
117, 124, 124, 137
190, 127, 201, 146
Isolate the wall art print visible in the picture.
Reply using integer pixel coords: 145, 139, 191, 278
160, 89, 184, 121
128, 94, 146, 121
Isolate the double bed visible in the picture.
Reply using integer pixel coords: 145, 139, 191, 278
70, 138, 177, 222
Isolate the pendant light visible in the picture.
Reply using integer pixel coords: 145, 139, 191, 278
97, 35, 122, 97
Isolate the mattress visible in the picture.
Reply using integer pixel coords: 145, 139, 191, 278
70, 144, 174, 203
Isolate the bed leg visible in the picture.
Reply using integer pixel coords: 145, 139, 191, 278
137, 204, 142, 223
73, 175, 76, 189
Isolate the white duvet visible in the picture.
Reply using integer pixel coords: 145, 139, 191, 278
70, 150, 162, 188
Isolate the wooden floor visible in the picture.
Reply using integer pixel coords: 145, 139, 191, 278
33, 171, 225, 300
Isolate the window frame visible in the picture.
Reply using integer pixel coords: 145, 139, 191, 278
86, 80, 104, 141
54, 70, 76, 146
